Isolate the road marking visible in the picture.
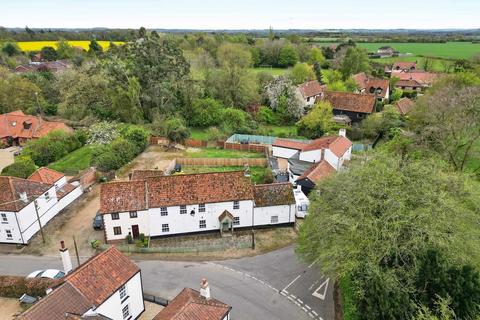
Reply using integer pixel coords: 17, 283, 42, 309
297, 298, 304, 304
312, 310, 319, 316
308, 258, 319, 268
290, 294, 297, 299
305, 305, 311, 310
312, 278, 330, 300
281, 274, 302, 293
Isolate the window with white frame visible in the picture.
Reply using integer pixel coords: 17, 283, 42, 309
199, 203, 205, 212
233, 201, 240, 210
119, 285, 127, 300
160, 207, 168, 216
180, 205, 187, 214
1, 213, 7, 223
129, 211, 137, 218
162, 224, 169, 232
111, 213, 120, 220
44, 191, 50, 201
199, 220, 206, 229
122, 304, 130, 319
5, 229, 12, 239
113, 227, 122, 235
233, 217, 240, 226
271, 216, 279, 223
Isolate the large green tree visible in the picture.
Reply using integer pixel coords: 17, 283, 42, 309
340, 47, 371, 79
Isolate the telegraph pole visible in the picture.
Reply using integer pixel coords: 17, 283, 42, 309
33, 200, 45, 244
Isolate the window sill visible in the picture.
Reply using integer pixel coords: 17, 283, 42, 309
121, 295, 129, 304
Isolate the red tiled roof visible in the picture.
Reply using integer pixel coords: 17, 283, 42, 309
100, 180, 147, 214
15, 60, 70, 74
154, 288, 231, 320
395, 79, 422, 88
20, 247, 140, 320
297, 80, 325, 98
297, 160, 335, 183
365, 78, 390, 98
19, 282, 91, 320
352, 72, 368, 89
28, 167, 65, 185
66, 246, 140, 306
392, 61, 417, 71
395, 98, 415, 115
328, 136, 353, 157
393, 71, 438, 86
272, 139, 309, 150
0, 110, 72, 140
0, 176, 51, 212
100, 171, 254, 214
56, 183, 77, 200
322, 91, 376, 114
253, 183, 295, 207
301, 136, 337, 152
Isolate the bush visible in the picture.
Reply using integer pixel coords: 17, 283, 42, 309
257, 106, 278, 124
121, 126, 149, 153
1, 156, 37, 179
189, 98, 224, 127
165, 117, 190, 144
0, 275, 60, 298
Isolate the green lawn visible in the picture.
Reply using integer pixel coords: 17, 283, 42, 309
48, 145, 93, 174
185, 147, 265, 158
180, 166, 268, 184
340, 275, 359, 320
190, 128, 219, 141
256, 124, 305, 139
250, 67, 289, 76
320, 41, 480, 60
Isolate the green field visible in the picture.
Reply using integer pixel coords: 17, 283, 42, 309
321, 41, 480, 60
251, 67, 289, 76
48, 145, 92, 174
180, 165, 267, 184
185, 147, 264, 158
15, 40, 124, 52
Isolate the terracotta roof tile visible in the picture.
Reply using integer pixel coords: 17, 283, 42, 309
393, 71, 439, 86
28, 167, 65, 185
328, 136, 353, 157
253, 183, 295, 207
56, 183, 77, 200
66, 246, 140, 307
395, 98, 415, 115
0, 111, 72, 140
364, 78, 390, 98
297, 80, 325, 98
392, 61, 417, 71
301, 136, 338, 152
272, 139, 309, 150
0, 176, 51, 212
297, 160, 335, 183
154, 288, 231, 320
130, 169, 165, 181
322, 91, 376, 114
352, 72, 368, 89
100, 172, 254, 214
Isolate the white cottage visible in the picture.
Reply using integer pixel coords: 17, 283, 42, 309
297, 80, 325, 109
19, 246, 144, 320
100, 172, 295, 242
0, 167, 82, 244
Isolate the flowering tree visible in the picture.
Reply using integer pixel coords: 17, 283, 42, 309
263, 76, 304, 123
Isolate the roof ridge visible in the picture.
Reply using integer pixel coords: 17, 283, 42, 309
65, 246, 117, 282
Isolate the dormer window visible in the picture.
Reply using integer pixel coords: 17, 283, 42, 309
369, 87, 375, 93
23, 121, 32, 130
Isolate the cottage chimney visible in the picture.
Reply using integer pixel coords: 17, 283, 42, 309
59, 241, 73, 274
339, 128, 346, 137
200, 278, 211, 299
19, 192, 28, 203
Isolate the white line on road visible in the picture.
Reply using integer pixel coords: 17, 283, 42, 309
281, 274, 302, 292
312, 310, 319, 316
308, 258, 319, 268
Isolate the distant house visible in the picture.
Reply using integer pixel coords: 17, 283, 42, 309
320, 91, 377, 123
273, 130, 352, 194
100, 172, 295, 242
0, 110, 72, 147
389, 61, 417, 73
19, 246, 145, 320
0, 167, 82, 244
14, 60, 70, 74
352, 72, 390, 101
297, 80, 325, 109
154, 279, 231, 320
395, 97, 415, 115
377, 46, 396, 57
392, 71, 439, 91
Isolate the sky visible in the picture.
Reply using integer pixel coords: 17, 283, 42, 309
1, 0, 479, 30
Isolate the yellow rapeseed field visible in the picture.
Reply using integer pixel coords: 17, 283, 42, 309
16, 40, 124, 51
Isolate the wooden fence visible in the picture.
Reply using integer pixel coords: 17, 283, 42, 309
149, 136, 169, 146
176, 157, 267, 167
185, 139, 208, 148
223, 142, 269, 154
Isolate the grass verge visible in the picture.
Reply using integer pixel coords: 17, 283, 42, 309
185, 147, 265, 158
48, 145, 92, 174
339, 275, 359, 320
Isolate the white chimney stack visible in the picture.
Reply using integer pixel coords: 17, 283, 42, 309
339, 128, 346, 137
19, 192, 28, 203
200, 278, 211, 300
59, 241, 73, 274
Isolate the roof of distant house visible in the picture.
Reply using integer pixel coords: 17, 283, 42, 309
100, 171, 254, 214
352, 72, 368, 89
130, 169, 165, 181
297, 80, 325, 99
393, 71, 439, 86
297, 160, 336, 183
395, 79, 422, 88
395, 98, 415, 115
364, 78, 390, 98
15, 60, 70, 74
20, 246, 140, 320
0, 110, 72, 140
153, 288, 231, 320
253, 183, 294, 207
392, 61, 417, 70
322, 91, 376, 114
272, 139, 309, 150
0, 176, 51, 212
28, 167, 65, 185
274, 135, 352, 157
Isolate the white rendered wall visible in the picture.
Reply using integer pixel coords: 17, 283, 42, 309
299, 150, 322, 163
104, 210, 150, 241
272, 146, 299, 159
0, 211, 22, 243
253, 204, 294, 226
55, 186, 83, 212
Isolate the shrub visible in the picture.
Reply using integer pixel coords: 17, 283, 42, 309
189, 98, 224, 127
257, 106, 278, 124
165, 117, 190, 144
1, 156, 37, 179
0, 275, 60, 298
121, 126, 149, 153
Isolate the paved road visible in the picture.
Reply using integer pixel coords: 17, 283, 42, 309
0, 247, 333, 320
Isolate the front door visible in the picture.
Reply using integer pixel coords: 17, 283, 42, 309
131, 225, 140, 238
